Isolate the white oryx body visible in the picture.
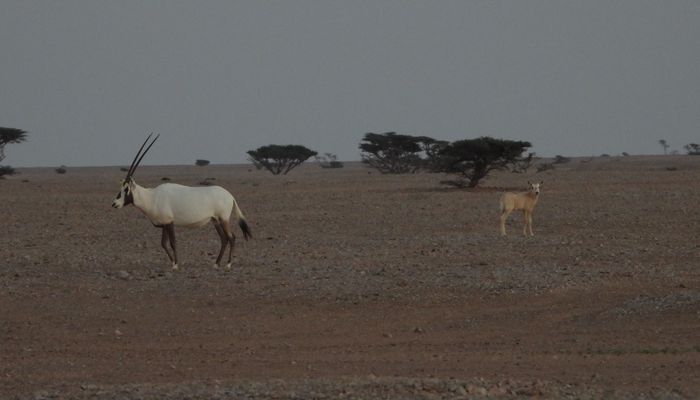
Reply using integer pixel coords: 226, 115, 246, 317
112, 134, 251, 270
129, 183, 242, 228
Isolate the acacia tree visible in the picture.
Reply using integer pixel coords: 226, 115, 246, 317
685, 143, 700, 155
415, 136, 449, 172
659, 139, 670, 155
0, 127, 28, 178
247, 144, 317, 175
359, 132, 446, 174
438, 136, 532, 188
359, 132, 422, 173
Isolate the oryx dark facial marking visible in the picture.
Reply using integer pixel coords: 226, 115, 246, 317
123, 185, 134, 206
112, 180, 135, 209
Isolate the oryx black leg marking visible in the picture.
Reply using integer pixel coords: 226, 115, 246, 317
161, 226, 175, 264
219, 218, 236, 265
212, 218, 228, 267
165, 223, 177, 266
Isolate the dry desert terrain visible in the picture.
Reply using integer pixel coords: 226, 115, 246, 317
1, 156, 699, 399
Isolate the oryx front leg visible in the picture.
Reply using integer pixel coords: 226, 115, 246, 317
162, 223, 178, 269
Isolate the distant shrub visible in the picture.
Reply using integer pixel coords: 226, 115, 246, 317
195, 159, 210, 166
553, 155, 570, 164
247, 144, 317, 175
684, 143, 700, 155
536, 163, 555, 173
315, 153, 344, 169
510, 153, 536, 173
359, 132, 446, 174
0, 127, 27, 179
0, 165, 16, 179
622, 152, 630, 157
0, 127, 27, 164
438, 137, 532, 187
120, 167, 129, 172
198, 177, 216, 186
600, 154, 611, 158
55, 165, 67, 174
161, 177, 171, 181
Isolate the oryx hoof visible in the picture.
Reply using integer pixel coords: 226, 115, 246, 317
225, 263, 232, 270
171, 263, 179, 270
212, 263, 220, 269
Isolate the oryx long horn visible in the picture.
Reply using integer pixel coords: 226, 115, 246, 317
127, 133, 159, 179
126, 133, 153, 179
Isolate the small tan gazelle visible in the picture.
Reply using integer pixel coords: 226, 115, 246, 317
499, 181, 543, 236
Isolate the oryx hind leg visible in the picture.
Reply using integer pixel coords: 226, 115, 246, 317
212, 218, 229, 268
218, 217, 236, 269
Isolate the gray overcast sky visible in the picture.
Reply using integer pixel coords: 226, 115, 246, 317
2, 1, 699, 167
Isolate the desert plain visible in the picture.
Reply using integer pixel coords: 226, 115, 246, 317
1, 156, 699, 399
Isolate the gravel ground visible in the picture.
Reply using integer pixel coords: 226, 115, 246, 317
1, 156, 699, 398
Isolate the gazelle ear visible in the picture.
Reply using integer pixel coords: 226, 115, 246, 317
539, 180, 544, 185
527, 180, 532, 185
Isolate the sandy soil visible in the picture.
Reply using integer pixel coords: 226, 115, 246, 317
1, 156, 699, 399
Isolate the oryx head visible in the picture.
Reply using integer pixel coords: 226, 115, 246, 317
527, 180, 543, 196
112, 133, 159, 209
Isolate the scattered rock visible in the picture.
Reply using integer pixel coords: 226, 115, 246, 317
116, 270, 131, 280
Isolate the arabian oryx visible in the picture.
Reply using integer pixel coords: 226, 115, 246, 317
112, 134, 251, 269
499, 181, 543, 237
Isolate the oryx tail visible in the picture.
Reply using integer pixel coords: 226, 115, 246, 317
233, 199, 252, 240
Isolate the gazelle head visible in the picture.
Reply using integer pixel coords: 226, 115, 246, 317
527, 180, 543, 196
112, 133, 159, 209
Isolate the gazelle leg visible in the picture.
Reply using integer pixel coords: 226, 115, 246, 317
528, 213, 534, 236
522, 211, 530, 236
219, 218, 236, 269
500, 210, 510, 236
212, 219, 228, 268
165, 223, 178, 269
